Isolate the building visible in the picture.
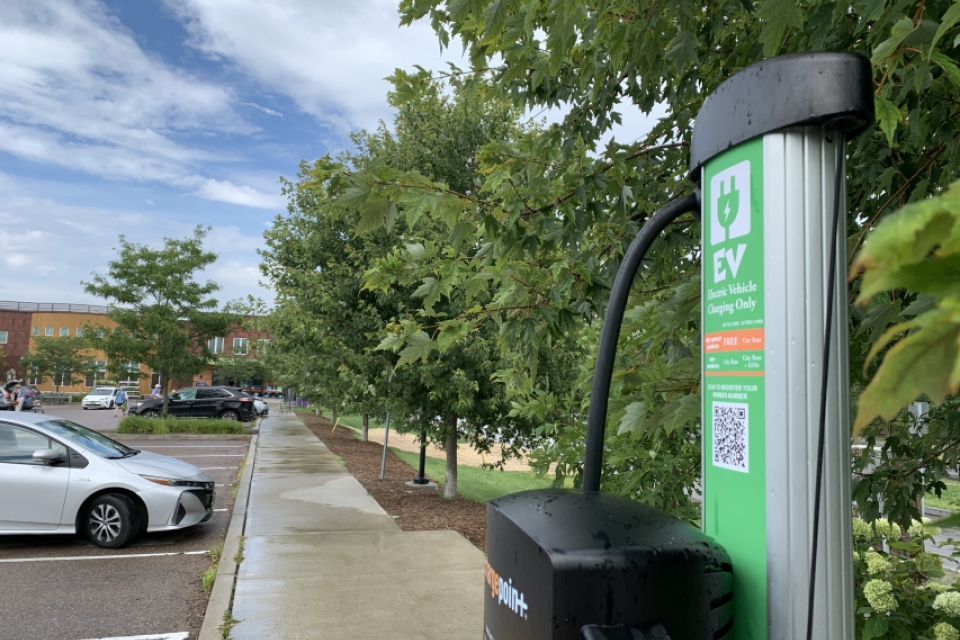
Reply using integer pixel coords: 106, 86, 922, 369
0, 300, 273, 395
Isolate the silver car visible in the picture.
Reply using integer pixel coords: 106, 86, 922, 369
0, 413, 215, 548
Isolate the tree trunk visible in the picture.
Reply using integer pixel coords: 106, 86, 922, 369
314, 405, 320, 415
361, 414, 369, 442
444, 416, 458, 499
332, 411, 337, 424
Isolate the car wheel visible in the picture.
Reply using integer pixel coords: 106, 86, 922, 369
85, 494, 139, 548
219, 409, 240, 421
142, 410, 160, 419
82, 406, 88, 410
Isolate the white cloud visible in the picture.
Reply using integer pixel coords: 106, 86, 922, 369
0, 0, 279, 209
0, 173, 272, 305
196, 179, 284, 209
241, 102, 283, 118
163, 0, 463, 132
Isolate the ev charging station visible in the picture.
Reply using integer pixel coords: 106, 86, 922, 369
483, 52, 873, 640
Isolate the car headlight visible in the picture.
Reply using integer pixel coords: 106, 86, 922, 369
140, 475, 213, 489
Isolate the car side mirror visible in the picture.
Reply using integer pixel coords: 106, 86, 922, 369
33, 449, 65, 465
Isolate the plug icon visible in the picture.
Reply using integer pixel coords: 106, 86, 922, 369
709, 160, 750, 246
717, 176, 739, 233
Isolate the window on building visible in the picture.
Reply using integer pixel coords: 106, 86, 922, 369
59, 327, 69, 337
0, 331, 7, 345
119, 362, 139, 387
150, 372, 163, 389
208, 337, 225, 354
85, 361, 107, 387
75, 327, 85, 337
44, 327, 53, 337
233, 338, 249, 355
32, 326, 39, 336
257, 338, 270, 355
27, 366, 40, 386
53, 370, 72, 387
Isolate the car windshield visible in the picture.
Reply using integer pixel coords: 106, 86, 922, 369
38, 419, 137, 459
89, 387, 114, 396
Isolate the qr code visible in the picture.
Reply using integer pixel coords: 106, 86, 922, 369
713, 402, 748, 473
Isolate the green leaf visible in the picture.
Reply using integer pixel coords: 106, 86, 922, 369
931, 51, 960, 87
862, 615, 888, 640
358, 201, 397, 233
483, 0, 512, 37
930, 1, 960, 55
437, 319, 474, 351
757, 0, 803, 57
665, 30, 700, 73
618, 401, 648, 436
874, 96, 903, 146
396, 331, 436, 367
872, 16, 915, 64
854, 306, 960, 433
658, 394, 700, 434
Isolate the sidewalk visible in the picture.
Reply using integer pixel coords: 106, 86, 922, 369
226, 410, 484, 639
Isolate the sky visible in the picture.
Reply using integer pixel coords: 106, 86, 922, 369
0, 0, 662, 308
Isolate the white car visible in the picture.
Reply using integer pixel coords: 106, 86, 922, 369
0, 413, 215, 548
81, 386, 120, 410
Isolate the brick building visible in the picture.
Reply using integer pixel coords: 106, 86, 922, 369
0, 300, 273, 395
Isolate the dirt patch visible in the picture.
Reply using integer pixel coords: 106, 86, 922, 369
301, 414, 487, 551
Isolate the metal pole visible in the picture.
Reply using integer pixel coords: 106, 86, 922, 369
379, 411, 391, 480
412, 428, 429, 484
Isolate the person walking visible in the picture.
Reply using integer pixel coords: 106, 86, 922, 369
113, 387, 128, 417
13, 382, 24, 412
151, 384, 162, 399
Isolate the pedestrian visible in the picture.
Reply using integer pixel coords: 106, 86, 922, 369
13, 382, 24, 412
151, 384, 162, 399
114, 387, 128, 417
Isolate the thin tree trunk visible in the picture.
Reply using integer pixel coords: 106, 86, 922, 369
444, 416, 458, 499
315, 405, 320, 415
361, 414, 369, 442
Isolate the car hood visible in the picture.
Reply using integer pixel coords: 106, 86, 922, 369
113, 450, 211, 481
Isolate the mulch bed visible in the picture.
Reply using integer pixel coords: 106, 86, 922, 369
301, 414, 487, 551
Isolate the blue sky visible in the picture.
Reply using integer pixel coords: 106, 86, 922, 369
0, 0, 661, 308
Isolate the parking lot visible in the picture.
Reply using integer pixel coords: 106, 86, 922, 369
0, 426, 250, 640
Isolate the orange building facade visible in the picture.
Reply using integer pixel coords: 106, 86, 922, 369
0, 301, 272, 395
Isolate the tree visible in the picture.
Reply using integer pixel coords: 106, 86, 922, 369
261, 79, 554, 498
82, 227, 238, 415
337, 0, 960, 516
19, 336, 92, 393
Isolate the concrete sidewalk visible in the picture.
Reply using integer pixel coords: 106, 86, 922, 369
228, 410, 484, 639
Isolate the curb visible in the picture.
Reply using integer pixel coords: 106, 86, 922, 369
198, 429, 259, 640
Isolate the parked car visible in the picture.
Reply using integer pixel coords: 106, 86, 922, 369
129, 385, 256, 422
1, 381, 37, 411
252, 396, 268, 417
0, 412, 215, 548
81, 386, 120, 410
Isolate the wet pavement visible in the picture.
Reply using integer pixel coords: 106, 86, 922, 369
228, 411, 483, 640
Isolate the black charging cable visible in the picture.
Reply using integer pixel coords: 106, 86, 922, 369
805, 132, 845, 640
582, 191, 700, 493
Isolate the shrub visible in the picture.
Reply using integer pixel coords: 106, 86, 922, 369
116, 416, 246, 435
854, 516, 960, 639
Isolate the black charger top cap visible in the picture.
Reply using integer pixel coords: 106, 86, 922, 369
689, 52, 874, 181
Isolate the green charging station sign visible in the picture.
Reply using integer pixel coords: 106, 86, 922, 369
702, 137, 766, 639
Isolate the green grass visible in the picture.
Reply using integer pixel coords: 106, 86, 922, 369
927, 479, 960, 512
116, 416, 247, 435
391, 448, 561, 503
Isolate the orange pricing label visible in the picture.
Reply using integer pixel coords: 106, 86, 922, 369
703, 329, 765, 353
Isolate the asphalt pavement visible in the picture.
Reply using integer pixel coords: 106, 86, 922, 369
0, 436, 249, 640
19, 401, 131, 432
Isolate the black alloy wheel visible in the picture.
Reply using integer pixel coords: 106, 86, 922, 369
142, 409, 160, 419
85, 494, 140, 548
219, 409, 240, 421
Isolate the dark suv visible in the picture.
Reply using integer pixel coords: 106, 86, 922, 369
129, 386, 256, 422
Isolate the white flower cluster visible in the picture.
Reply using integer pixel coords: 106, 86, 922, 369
864, 579, 898, 612
935, 592, 960, 618
908, 517, 942, 538
935, 622, 960, 640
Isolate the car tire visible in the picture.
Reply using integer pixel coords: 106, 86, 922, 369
82, 406, 88, 410
142, 410, 160, 419
219, 409, 240, 421
85, 494, 140, 548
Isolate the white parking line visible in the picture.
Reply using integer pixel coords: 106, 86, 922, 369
199, 467, 233, 470
136, 445, 247, 448
214, 508, 229, 512
0, 550, 208, 564
78, 633, 189, 640
170, 454, 245, 458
